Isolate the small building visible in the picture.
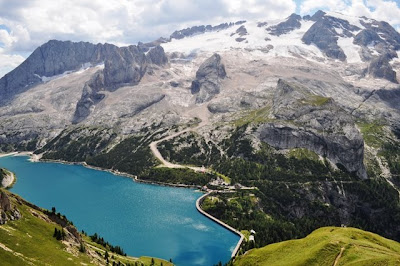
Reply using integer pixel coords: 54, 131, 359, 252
249, 235, 255, 242
250, 229, 256, 235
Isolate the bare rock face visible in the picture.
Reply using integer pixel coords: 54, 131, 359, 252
268, 13, 302, 36
367, 53, 398, 83
0, 191, 11, 212
257, 79, 367, 179
101, 44, 147, 90
302, 14, 359, 61
0, 41, 168, 102
353, 29, 384, 47
191, 54, 226, 103
0, 191, 21, 225
0, 40, 99, 100
146, 45, 168, 66
73, 72, 105, 123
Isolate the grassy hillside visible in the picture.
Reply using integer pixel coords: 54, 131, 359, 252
234, 227, 400, 266
0, 189, 172, 266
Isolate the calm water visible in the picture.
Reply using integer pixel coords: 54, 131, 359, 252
0, 155, 239, 266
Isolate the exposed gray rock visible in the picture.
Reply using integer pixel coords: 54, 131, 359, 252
0, 191, 21, 225
268, 13, 302, 36
367, 53, 398, 83
146, 45, 168, 66
73, 72, 105, 123
235, 37, 246, 42
0, 41, 168, 101
235, 21, 246, 25
0, 40, 99, 100
102, 44, 147, 90
190, 54, 226, 103
0, 191, 11, 212
302, 13, 360, 61
235, 25, 248, 36
257, 22, 268, 27
257, 79, 367, 179
170, 22, 236, 40
361, 20, 400, 50
310, 10, 326, 21
353, 29, 384, 47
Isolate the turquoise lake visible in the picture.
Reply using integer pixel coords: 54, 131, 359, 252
0, 155, 239, 266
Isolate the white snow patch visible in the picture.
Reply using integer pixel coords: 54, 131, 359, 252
335, 27, 344, 35
163, 20, 325, 62
337, 36, 362, 63
38, 62, 104, 82
325, 11, 364, 29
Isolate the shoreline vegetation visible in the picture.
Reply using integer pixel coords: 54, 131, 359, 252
0, 151, 245, 262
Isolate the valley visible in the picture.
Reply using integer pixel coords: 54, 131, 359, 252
0, 8, 400, 266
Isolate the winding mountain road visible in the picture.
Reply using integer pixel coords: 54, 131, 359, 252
149, 105, 210, 172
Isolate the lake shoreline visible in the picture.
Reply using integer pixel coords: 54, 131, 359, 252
0, 152, 202, 190
1, 151, 244, 261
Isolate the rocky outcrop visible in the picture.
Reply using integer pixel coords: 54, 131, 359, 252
73, 72, 105, 123
170, 22, 239, 40
360, 20, 400, 50
0, 40, 99, 100
367, 53, 398, 83
268, 13, 302, 36
257, 79, 367, 179
0, 40, 168, 101
353, 29, 384, 47
191, 54, 226, 103
0, 190, 21, 225
302, 13, 360, 61
310, 10, 326, 21
146, 45, 168, 66
235, 25, 248, 36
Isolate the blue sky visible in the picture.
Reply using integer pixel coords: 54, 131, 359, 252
0, 0, 399, 77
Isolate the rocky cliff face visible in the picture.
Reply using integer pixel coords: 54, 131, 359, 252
191, 54, 226, 103
0, 190, 21, 225
302, 15, 359, 61
257, 79, 367, 179
268, 13, 302, 36
0, 40, 168, 102
367, 53, 398, 83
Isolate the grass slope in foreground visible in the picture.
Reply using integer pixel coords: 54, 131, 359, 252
234, 227, 400, 266
0, 189, 172, 266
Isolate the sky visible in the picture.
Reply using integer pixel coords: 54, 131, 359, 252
0, 0, 399, 78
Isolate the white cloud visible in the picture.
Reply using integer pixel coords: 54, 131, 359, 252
300, 0, 349, 15
0, 51, 25, 78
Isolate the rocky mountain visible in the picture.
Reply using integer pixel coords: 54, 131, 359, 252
0, 10, 400, 247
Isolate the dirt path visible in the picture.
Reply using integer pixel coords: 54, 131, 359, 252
333, 247, 345, 266
149, 105, 210, 172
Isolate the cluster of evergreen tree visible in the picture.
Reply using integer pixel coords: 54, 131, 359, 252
90, 233, 126, 256
53, 227, 66, 241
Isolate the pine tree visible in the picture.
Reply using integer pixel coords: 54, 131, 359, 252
79, 242, 86, 253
